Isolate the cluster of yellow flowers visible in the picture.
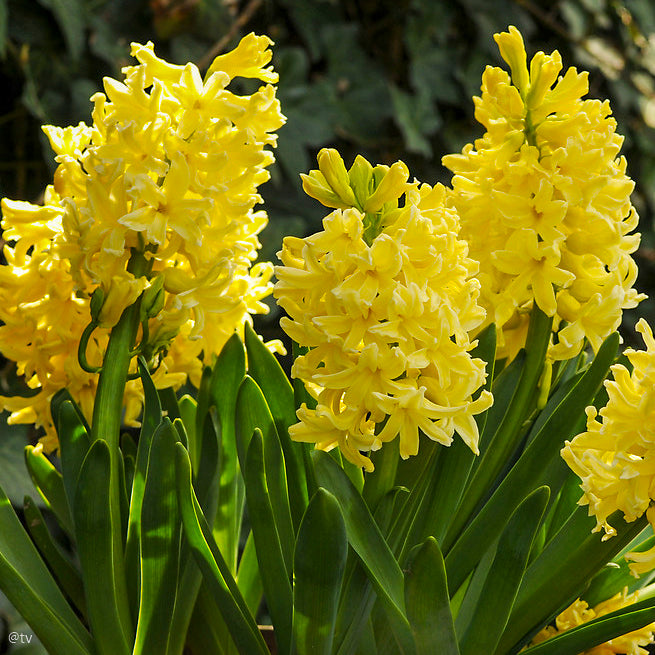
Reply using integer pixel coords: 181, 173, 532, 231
443, 26, 643, 362
274, 149, 493, 470
0, 34, 284, 449
562, 319, 655, 575
529, 590, 655, 654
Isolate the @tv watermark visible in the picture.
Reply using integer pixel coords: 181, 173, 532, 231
7, 632, 34, 645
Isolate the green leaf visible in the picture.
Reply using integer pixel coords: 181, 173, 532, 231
397, 327, 495, 558
459, 486, 549, 655
74, 440, 132, 655
57, 400, 90, 519
293, 488, 347, 655
445, 307, 552, 551
209, 333, 246, 573
333, 557, 379, 655
237, 530, 263, 617
405, 538, 459, 655
22, 496, 86, 617
244, 428, 294, 655
174, 444, 269, 655
185, 584, 232, 655
312, 451, 416, 655
584, 533, 655, 606
445, 333, 618, 594
159, 386, 181, 421
125, 359, 163, 617
244, 322, 308, 531
520, 596, 655, 655
50, 390, 89, 435
167, 406, 221, 655
178, 394, 197, 451
362, 438, 399, 514
133, 419, 181, 655
496, 509, 649, 654
236, 376, 295, 572
24, 446, 73, 536
0, 484, 92, 655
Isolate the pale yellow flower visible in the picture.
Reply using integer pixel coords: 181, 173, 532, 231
275, 150, 492, 470
562, 319, 655, 574
0, 35, 284, 448
443, 26, 643, 361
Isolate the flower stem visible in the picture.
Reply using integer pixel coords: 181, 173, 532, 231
90, 250, 150, 446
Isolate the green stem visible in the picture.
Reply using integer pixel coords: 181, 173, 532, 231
362, 433, 398, 514
90, 250, 151, 447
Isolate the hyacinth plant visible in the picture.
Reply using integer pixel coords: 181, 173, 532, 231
2, 25, 655, 655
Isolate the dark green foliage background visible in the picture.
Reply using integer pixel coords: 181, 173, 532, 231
2, 0, 655, 340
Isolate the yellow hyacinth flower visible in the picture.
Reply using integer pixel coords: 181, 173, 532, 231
0, 35, 284, 447
275, 149, 493, 471
528, 590, 655, 654
562, 319, 655, 575
443, 26, 644, 361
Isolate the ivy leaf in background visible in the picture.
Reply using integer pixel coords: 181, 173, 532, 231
389, 84, 440, 157
35, 0, 85, 61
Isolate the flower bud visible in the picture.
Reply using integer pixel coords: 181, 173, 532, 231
317, 148, 359, 208
140, 275, 165, 321
363, 161, 409, 213
300, 170, 352, 210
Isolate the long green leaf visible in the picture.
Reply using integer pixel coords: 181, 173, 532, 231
584, 533, 655, 606
459, 486, 549, 655
125, 358, 163, 616
209, 333, 246, 573
0, 484, 92, 655
407, 326, 495, 550
445, 308, 552, 550
445, 333, 618, 594
312, 451, 416, 655
237, 530, 263, 617
293, 488, 347, 655
333, 556, 379, 655
174, 444, 269, 655
168, 405, 221, 655
168, 400, 223, 655
237, 376, 295, 572
244, 321, 308, 531
244, 428, 294, 655
57, 400, 91, 519
133, 419, 181, 655
24, 445, 73, 535
22, 496, 86, 616
333, 488, 409, 655
185, 584, 231, 655
405, 537, 459, 655
520, 597, 655, 655
496, 509, 649, 654
74, 440, 132, 655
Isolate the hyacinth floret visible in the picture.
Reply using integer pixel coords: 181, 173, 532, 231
0, 34, 284, 449
562, 319, 655, 575
274, 149, 493, 471
443, 26, 644, 362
